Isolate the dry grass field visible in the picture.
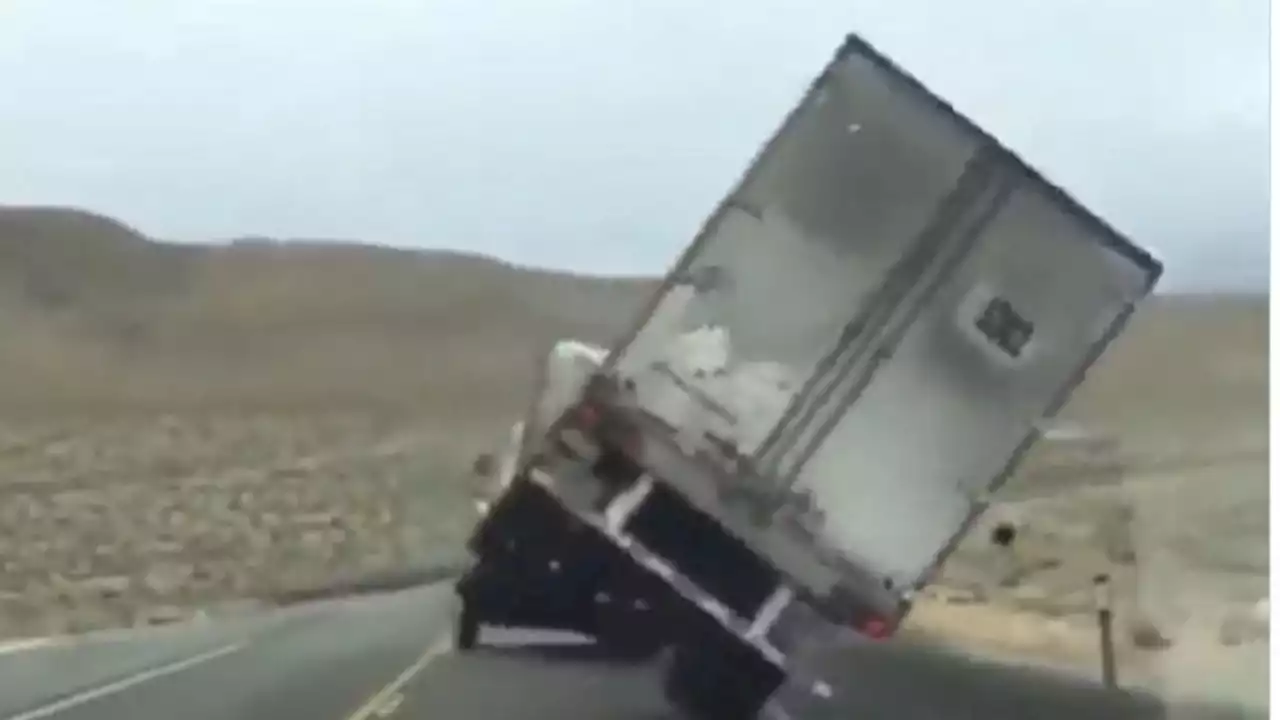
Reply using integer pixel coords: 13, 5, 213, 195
0, 205, 1267, 708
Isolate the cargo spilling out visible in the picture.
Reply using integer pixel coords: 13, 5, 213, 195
453, 31, 1162, 720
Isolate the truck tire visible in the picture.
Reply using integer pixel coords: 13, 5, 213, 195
455, 596, 480, 651
601, 630, 664, 662
663, 645, 771, 720
596, 595, 665, 662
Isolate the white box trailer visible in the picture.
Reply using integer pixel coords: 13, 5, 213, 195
455, 32, 1162, 719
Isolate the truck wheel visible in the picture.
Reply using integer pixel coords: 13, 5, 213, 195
663, 641, 780, 720
664, 647, 724, 719
662, 647, 761, 720
455, 596, 481, 651
602, 631, 664, 662
597, 598, 664, 661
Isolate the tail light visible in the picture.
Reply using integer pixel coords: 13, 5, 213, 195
821, 585, 898, 641
564, 400, 645, 460
572, 402, 600, 431
617, 425, 645, 459
554, 401, 601, 455
857, 615, 892, 640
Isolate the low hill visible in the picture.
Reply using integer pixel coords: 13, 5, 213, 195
0, 205, 1266, 441
0, 206, 656, 417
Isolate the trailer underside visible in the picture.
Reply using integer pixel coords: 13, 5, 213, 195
455, 476, 786, 718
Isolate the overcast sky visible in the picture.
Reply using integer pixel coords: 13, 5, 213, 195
0, 0, 1269, 290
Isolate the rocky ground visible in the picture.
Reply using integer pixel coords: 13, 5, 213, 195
0, 412, 488, 638
910, 425, 1269, 710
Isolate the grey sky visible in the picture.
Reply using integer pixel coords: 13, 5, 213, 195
0, 0, 1269, 290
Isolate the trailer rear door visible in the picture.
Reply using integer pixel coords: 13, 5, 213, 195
599, 34, 1161, 596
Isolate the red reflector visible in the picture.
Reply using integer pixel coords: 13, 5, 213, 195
576, 404, 599, 428
860, 617, 890, 639
620, 431, 644, 457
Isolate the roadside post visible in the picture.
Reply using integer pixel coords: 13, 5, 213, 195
1093, 572, 1118, 688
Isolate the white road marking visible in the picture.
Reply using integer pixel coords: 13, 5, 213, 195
762, 700, 796, 720
373, 692, 404, 718
1, 642, 245, 720
345, 636, 451, 720
0, 638, 58, 656
0, 614, 242, 651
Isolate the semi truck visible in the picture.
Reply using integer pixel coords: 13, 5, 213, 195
453, 31, 1163, 719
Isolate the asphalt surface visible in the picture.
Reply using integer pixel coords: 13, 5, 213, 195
0, 582, 1262, 720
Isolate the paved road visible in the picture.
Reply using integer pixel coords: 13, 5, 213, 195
0, 582, 1261, 720
0, 587, 453, 720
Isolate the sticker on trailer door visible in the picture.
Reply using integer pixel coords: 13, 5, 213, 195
956, 285, 1036, 368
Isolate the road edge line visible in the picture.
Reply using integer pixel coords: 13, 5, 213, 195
345, 636, 452, 720
1, 642, 244, 720
0, 638, 59, 656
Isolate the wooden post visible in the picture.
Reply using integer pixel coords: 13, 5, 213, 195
1094, 572, 1118, 689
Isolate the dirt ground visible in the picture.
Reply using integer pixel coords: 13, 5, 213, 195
0, 412, 487, 636
910, 390, 1268, 711
0, 206, 1267, 712
913, 449, 1268, 710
